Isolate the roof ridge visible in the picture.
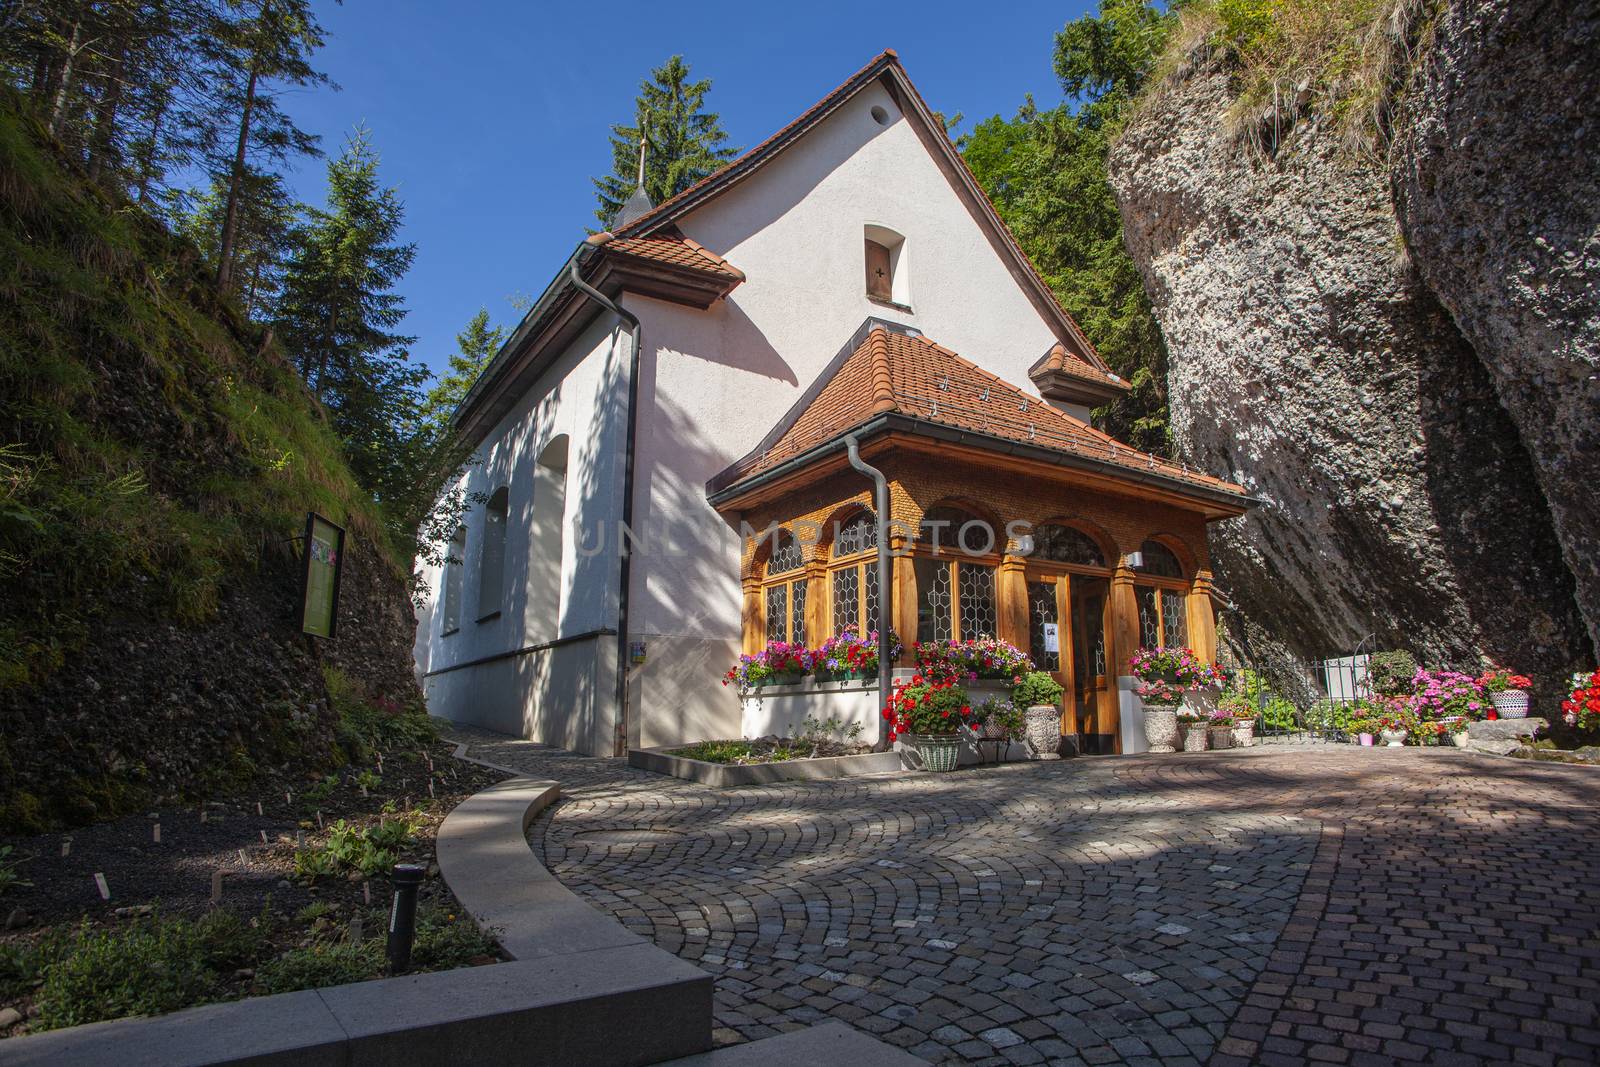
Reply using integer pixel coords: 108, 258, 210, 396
868, 326, 896, 414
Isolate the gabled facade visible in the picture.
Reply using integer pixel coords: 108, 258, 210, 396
413, 51, 1252, 756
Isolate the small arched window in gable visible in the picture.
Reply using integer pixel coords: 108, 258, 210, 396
477, 487, 509, 619
863, 225, 909, 308
1033, 524, 1107, 568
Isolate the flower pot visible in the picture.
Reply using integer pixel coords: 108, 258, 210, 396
1359, 733, 1374, 747
1208, 724, 1233, 750
909, 733, 963, 772
1142, 704, 1179, 753
1380, 729, 1407, 747
1231, 720, 1255, 748
1491, 690, 1530, 719
1451, 729, 1470, 748
1024, 706, 1062, 760
1181, 723, 1208, 752
979, 720, 1010, 741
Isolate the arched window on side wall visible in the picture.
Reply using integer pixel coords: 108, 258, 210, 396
441, 525, 466, 635
1133, 539, 1189, 649
477, 487, 509, 619
531, 436, 569, 635
1032, 524, 1108, 568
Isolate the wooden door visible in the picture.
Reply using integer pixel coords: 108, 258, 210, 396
1069, 576, 1114, 754
1025, 572, 1071, 754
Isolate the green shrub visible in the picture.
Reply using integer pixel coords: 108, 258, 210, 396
31, 911, 261, 1030
1367, 650, 1418, 697
1012, 671, 1064, 708
410, 908, 497, 970
0, 843, 31, 894
256, 940, 382, 994
326, 666, 438, 763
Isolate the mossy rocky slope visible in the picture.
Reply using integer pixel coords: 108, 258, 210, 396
0, 93, 422, 830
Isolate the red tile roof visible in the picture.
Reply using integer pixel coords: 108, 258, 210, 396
596, 228, 744, 284
1033, 342, 1129, 394
723, 326, 1246, 498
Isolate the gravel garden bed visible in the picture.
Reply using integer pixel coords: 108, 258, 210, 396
0, 722, 508, 1039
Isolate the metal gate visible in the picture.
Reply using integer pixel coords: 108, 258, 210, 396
1217, 628, 1375, 745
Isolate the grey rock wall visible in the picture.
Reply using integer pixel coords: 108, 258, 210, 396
1392, 0, 1600, 653
1107, 50, 1590, 691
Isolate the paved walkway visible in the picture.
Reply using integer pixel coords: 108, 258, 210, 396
453, 728, 1600, 1067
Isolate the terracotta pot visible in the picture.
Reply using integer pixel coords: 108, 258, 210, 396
1143, 705, 1179, 753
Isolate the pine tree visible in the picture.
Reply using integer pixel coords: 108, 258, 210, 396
274, 127, 424, 529
421, 308, 506, 430
593, 55, 737, 225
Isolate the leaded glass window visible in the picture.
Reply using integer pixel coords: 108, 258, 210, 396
920, 505, 995, 556
1161, 590, 1188, 648
958, 564, 997, 639
1137, 586, 1161, 648
832, 566, 859, 633
832, 511, 878, 557
1028, 581, 1059, 672
1135, 540, 1184, 578
1032, 524, 1106, 568
765, 585, 788, 643
791, 580, 808, 646
915, 556, 952, 642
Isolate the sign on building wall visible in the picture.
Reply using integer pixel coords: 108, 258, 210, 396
300, 512, 345, 639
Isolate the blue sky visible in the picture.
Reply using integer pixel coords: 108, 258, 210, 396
281, 0, 1097, 379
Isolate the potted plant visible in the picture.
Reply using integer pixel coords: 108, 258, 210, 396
1207, 707, 1235, 750
1367, 650, 1418, 698
1561, 668, 1600, 738
815, 629, 903, 683
1478, 666, 1532, 719
1219, 691, 1256, 747
1012, 671, 1065, 759
1376, 706, 1414, 747
1350, 715, 1377, 746
1129, 647, 1218, 753
884, 675, 974, 772
1178, 710, 1208, 751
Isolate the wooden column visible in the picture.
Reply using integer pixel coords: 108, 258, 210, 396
804, 560, 828, 646
1106, 562, 1140, 754
997, 554, 1028, 652
891, 533, 917, 665
741, 574, 763, 654
1187, 569, 1218, 663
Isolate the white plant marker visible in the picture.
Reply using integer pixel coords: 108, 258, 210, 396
362, 881, 371, 905
316, 810, 324, 829
350, 916, 363, 944
211, 870, 226, 903
256, 801, 263, 816
152, 823, 161, 844
259, 830, 268, 845
238, 849, 248, 866
295, 829, 305, 847
60, 839, 71, 857
200, 808, 207, 823
94, 873, 110, 900
427, 779, 434, 798
285, 791, 292, 805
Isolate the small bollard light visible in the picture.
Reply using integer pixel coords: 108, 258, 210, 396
386, 863, 426, 974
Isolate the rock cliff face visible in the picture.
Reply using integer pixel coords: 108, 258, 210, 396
1392, 0, 1600, 654
1106, 32, 1591, 688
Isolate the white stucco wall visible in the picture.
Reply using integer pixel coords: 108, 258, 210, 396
413, 315, 629, 754
622, 80, 1064, 745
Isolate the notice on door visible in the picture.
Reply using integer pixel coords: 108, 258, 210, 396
1042, 622, 1059, 653
300, 512, 346, 639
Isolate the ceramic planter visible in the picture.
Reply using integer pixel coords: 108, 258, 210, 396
1024, 706, 1062, 760
1380, 728, 1407, 747
908, 733, 963, 772
1181, 722, 1208, 752
1231, 719, 1255, 748
1360, 733, 1374, 747
1143, 704, 1179, 753
1491, 690, 1530, 719
1208, 724, 1233, 750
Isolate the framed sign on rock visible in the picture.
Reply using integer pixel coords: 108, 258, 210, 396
300, 512, 345, 639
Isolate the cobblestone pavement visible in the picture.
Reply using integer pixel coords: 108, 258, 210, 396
453, 729, 1600, 1066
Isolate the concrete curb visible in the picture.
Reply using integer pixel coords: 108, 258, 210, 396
629, 746, 905, 786
659, 1021, 929, 1065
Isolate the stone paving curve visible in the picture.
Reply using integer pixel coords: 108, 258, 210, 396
451, 728, 1600, 1067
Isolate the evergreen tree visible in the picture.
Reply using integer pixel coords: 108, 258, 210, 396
964, 0, 1177, 454
274, 127, 425, 533
172, 167, 298, 319
421, 308, 506, 430
593, 55, 737, 224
